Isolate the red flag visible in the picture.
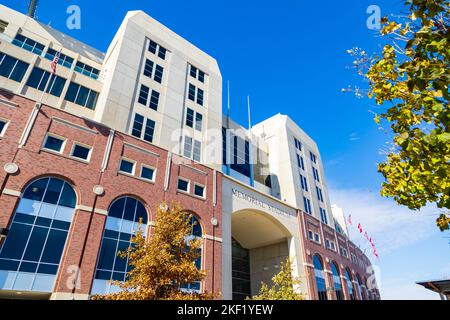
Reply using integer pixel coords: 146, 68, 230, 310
358, 223, 363, 233
51, 49, 62, 74
347, 214, 352, 225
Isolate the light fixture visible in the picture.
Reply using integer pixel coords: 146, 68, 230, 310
93, 185, 104, 196
211, 217, 219, 227
3, 163, 19, 174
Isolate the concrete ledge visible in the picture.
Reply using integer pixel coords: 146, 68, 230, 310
204, 235, 223, 243
2, 189, 21, 197
50, 292, 89, 300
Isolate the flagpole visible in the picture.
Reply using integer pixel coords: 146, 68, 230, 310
247, 95, 254, 187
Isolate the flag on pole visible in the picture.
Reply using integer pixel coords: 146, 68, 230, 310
347, 214, 352, 225
358, 223, 363, 233
51, 50, 62, 74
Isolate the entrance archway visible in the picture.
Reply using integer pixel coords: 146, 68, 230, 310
231, 209, 292, 300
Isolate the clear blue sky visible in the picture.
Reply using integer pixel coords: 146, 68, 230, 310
4, 0, 449, 299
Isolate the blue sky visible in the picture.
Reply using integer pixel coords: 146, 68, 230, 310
4, 0, 449, 299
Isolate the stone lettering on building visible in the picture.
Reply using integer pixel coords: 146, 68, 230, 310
231, 188, 293, 217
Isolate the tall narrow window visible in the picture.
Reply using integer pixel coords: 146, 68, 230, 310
180, 215, 203, 293
91, 197, 148, 295
131, 113, 144, 139
313, 255, 328, 300
345, 269, 356, 300
0, 53, 29, 82
331, 262, 344, 300
184, 136, 193, 158
186, 108, 194, 128
193, 140, 202, 162
0, 177, 76, 293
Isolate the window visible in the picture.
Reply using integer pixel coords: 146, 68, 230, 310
313, 255, 328, 300
132, 113, 156, 143
44, 49, 73, 69
194, 184, 205, 198
0, 20, 8, 33
178, 178, 189, 192
43, 134, 66, 153
140, 166, 155, 182
71, 143, 91, 161
12, 34, 45, 55
193, 140, 202, 162
186, 108, 194, 128
143, 59, 164, 83
297, 154, 305, 170
91, 197, 148, 295
64, 82, 99, 109
320, 208, 328, 225
26, 67, 66, 97
310, 152, 317, 164
0, 118, 8, 137
184, 136, 193, 158
316, 187, 324, 202
148, 39, 167, 60
331, 262, 344, 300
294, 138, 302, 151
74, 61, 100, 80
231, 135, 251, 177
345, 269, 356, 300
119, 159, 135, 175
312, 167, 320, 182
180, 216, 203, 293
138, 85, 149, 106
149, 90, 160, 111
0, 53, 29, 82
131, 113, 144, 139
188, 84, 204, 106
308, 230, 314, 241
326, 239, 336, 251
190, 65, 206, 83
0, 177, 76, 293
195, 113, 203, 131
143, 118, 156, 143
314, 233, 321, 243
303, 197, 312, 215
340, 247, 349, 258
300, 174, 308, 192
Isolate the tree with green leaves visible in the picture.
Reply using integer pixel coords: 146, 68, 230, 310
346, 0, 450, 231
92, 202, 214, 300
250, 258, 304, 300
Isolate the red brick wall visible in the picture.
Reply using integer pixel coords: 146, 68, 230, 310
0, 90, 222, 297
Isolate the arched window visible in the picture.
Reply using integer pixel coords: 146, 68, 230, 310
313, 255, 328, 300
181, 215, 203, 293
356, 275, 366, 300
91, 196, 148, 295
331, 262, 344, 300
345, 268, 356, 300
0, 177, 76, 293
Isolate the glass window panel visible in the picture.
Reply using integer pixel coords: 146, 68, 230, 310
72, 144, 91, 160
75, 85, 89, 106
178, 179, 189, 192
95, 270, 111, 281
186, 108, 194, 128
105, 217, 121, 233
195, 113, 203, 131
97, 238, 118, 271
0, 223, 32, 260
141, 167, 154, 181
54, 206, 75, 224
16, 199, 41, 216
158, 47, 166, 60
120, 220, 134, 235
58, 182, 76, 208
148, 40, 157, 54
38, 203, 57, 219
19, 262, 38, 273
135, 202, 147, 224
144, 59, 153, 77
43, 178, 64, 205
0, 259, 19, 271
149, 91, 159, 111
65, 82, 79, 103
86, 90, 98, 110
10, 60, 29, 82
23, 226, 49, 262
35, 217, 52, 227
14, 212, 36, 224
51, 220, 70, 230
194, 185, 205, 198
197, 89, 204, 106
123, 198, 137, 222
0, 54, 15, 78
43, 135, 64, 152
109, 198, 126, 219
144, 118, 155, 143
154, 65, 163, 83
132, 113, 144, 138
12, 272, 34, 291
31, 274, 55, 292
119, 159, 134, 174
113, 241, 129, 272
41, 229, 68, 264
23, 178, 49, 201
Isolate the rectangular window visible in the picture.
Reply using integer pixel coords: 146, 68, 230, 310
140, 166, 155, 182
303, 197, 312, 215
74, 61, 100, 80
71, 143, 92, 161
297, 154, 305, 170
197, 88, 204, 106
148, 40, 158, 54
0, 118, 8, 137
0, 20, 8, 33
314, 233, 321, 243
320, 208, 328, 225
310, 152, 317, 164
300, 174, 308, 192
43, 134, 66, 153
64, 82, 98, 110
143, 59, 154, 77
44, 48, 74, 69
144, 118, 155, 143
294, 138, 302, 151
195, 113, 203, 131
313, 167, 320, 182
154, 65, 164, 83
119, 159, 135, 175
149, 90, 160, 111
188, 84, 196, 102
26, 67, 66, 97
193, 140, 202, 162
198, 70, 205, 83
308, 230, 314, 241
184, 136, 193, 158
194, 184, 205, 198
148, 39, 167, 60
190, 65, 198, 78
158, 47, 167, 60
0, 53, 29, 82
186, 108, 194, 128
177, 178, 189, 192
190, 65, 206, 83
12, 34, 45, 55
138, 85, 149, 106
316, 187, 324, 202
131, 113, 144, 138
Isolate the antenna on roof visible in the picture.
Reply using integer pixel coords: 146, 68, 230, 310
27, 0, 39, 19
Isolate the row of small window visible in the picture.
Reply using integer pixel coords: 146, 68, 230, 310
319, 208, 328, 225
148, 39, 167, 60
308, 230, 321, 244
325, 238, 337, 251
143, 59, 164, 84
119, 158, 156, 182
0, 53, 99, 110
13, 34, 100, 79
42, 134, 92, 162
186, 108, 203, 131
177, 178, 206, 199
188, 83, 204, 106
294, 137, 302, 152
184, 136, 202, 162
340, 247, 349, 258
138, 85, 160, 111
190, 65, 206, 83
316, 186, 324, 203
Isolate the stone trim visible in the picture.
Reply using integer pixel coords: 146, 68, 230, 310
2, 189, 21, 197
123, 142, 160, 158
203, 235, 222, 242
52, 117, 98, 135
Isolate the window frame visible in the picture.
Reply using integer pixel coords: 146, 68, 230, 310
140, 165, 156, 182
0, 117, 9, 137
42, 133, 67, 154
193, 183, 206, 199
70, 142, 92, 162
118, 158, 136, 176
177, 177, 190, 193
